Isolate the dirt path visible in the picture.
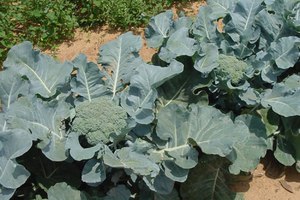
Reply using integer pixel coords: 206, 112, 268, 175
50, 2, 300, 199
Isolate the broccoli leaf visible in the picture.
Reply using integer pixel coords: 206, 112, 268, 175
0, 186, 15, 200
194, 43, 219, 74
116, 147, 160, 177
121, 60, 183, 124
162, 160, 189, 182
104, 185, 131, 200
158, 27, 197, 62
226, 0, 263, 41
145, 10, 174, 48
3, 42, 73, 98
47, 182, 88, 200
7, 97, 70, 161
206, 0, 238, 19
192, 6, 217, 42
98, 32, 142, 98
261, 84, 300, 117
180, 157, 243, 200
269, 36, 300, 69
227, 115, 268, 174
143, 171, 174, 194
82, 159, 106, 185
0, 69, 29, 112
155, 104, 245, 167
71, 54, 108, 102
66, 132, 103, 161
274, 136, 296, 166
0, 129, 32, 189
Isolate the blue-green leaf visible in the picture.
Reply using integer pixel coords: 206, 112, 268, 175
121, 60, 183, 124
104, 185, 131, 200
206, 0, 238, 19
98, 32, 142, 98
143, 171, 174, 194
192, 6, 217, 42
194, 43, 219, 74
3, 42, 73, 98
0, 129, 32, 189
274, 136, 296, 166
261, 84, 300, 117
7, 97, 70, 161
227, 115, 268, 174
180, 157, 243, 200
155, 104, 245, 168
159, 28, 197, 62
82, 159, 106, 185
232, 0, 263, 33
66, 132, 103, 161
145, 10, 174, 48
0, 69, 29, 112
269, 36, 300, 69
47, 182, 88, 200
71, 54, 108, 102
0, 186, 15, 200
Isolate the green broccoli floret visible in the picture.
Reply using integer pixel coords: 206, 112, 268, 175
216, 54, 248, 85
72, 96, 128, 145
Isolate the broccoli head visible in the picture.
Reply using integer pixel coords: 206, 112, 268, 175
72, 96, 128, 145
216, 54, 248, 85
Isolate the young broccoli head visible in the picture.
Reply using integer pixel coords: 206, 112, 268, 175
216, 54, 248, 85
72, 96, 128, 145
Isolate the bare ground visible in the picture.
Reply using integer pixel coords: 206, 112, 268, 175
48, 1, 300, 199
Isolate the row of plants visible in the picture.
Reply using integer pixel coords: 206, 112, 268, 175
0, 0, 189, 66
0, 0, 300, 199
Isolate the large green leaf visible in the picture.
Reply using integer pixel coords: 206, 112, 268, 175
65, 132, 103, 161
256, 9, 283, 44
82, 159, 106, 185
0, 69, 29, 112
194, 43, 219, 74
0, 129, 32, 189
0, 186, 15, 200
282, 117, 300, 171
7, 97, 70, 161
71, 54, 108, 102
3, 42, 73, 98
104, 185, 131, 200
47, 182, 88, 200
145, 10, 174, 48
104, 147, 160, 177
226, 0, 263, 40
159, 27, 197, 62
274, 136, 296, 166
158, 66, 211, 107
261, 84, 300, 117
206, 0, 238, 19
269, 36, 300, 69
192, 6, 217, 42
98, 32, 142, 98
121, 60, 183, 124
155, 104, 245, 169
227, 115, 268, 174
180, 157, 243, 200
143, 171, 174, 194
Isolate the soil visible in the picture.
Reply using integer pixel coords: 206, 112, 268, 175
49, 1, 300, 199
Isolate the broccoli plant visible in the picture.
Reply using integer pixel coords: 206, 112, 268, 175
0, 0, 300, 199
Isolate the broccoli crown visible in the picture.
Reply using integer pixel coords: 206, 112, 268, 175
72, 96, 128, 145
216, 54, 248, 85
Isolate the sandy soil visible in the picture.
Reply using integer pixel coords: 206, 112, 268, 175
49, 1, 300, 199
